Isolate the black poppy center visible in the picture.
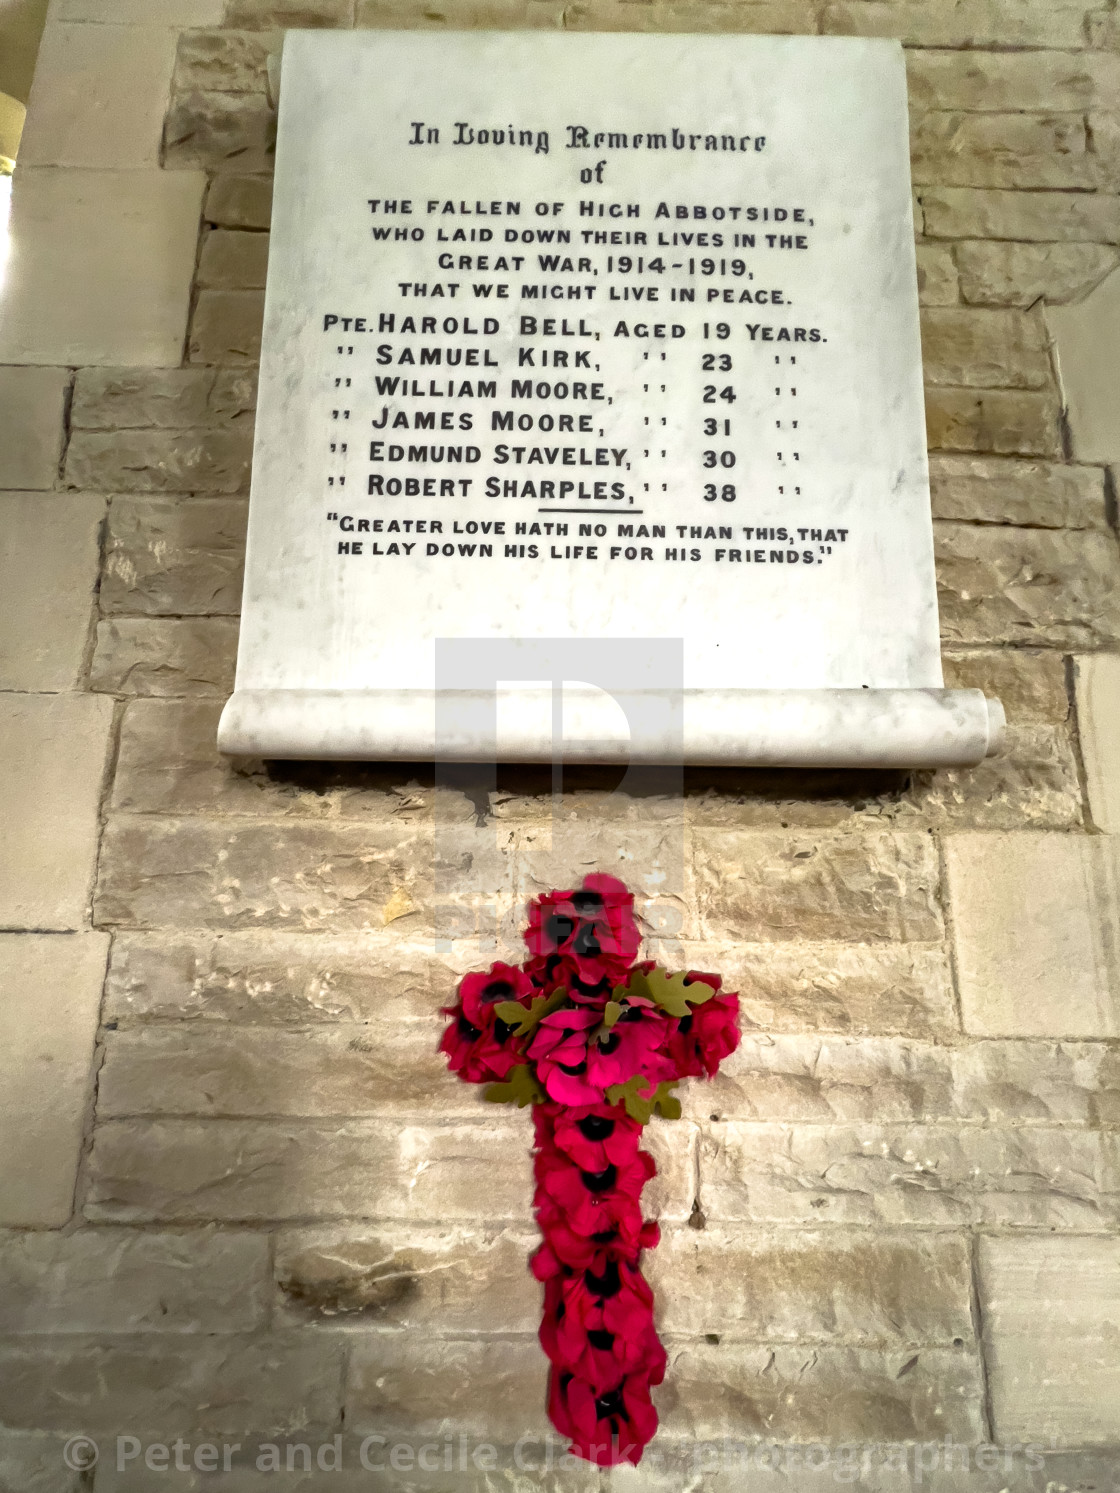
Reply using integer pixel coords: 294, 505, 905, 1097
457, 1013, 482, 1042
581, 1165, 617, 1194
677, 1013, 694, 1036
597, 1031, 622, 1055
577, 1115, 615, 1141
572, 890, 604, 913
493, 1017, 519, 1044
587, 1328, 615, 1351
595, 1387, 625, 1421
481, 979, 514, 1003
545, 913, 576, 946
572, 924, 602, 958
573, 974, 611, 997
585, 1259, 621, 1298
591, 1228, 617, 1244
557, 1058, 588, 1076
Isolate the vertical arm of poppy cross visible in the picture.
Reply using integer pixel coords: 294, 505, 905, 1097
440, 874, 741, 1468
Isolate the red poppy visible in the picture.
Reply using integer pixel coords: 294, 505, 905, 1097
524, 874, 641, 986
438, 961, 536, 1084
548, 1368, 660, 1466
544, 1103, 643, 1171
529, 1006, 604, 1104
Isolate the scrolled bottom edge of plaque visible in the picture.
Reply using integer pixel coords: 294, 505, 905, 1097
216, 688, 1005, 769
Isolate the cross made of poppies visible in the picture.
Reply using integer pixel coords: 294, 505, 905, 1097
440, 874, 740, 1467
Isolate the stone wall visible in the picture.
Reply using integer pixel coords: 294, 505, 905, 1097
1, 1, 1120, 1490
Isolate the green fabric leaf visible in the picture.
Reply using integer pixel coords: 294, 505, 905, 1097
605, 1076, 681, 1124
493, 986, 566, 1038
483, 1064, 545, 1107
603, 1000, 623, 1028
642, 967, 716, 1018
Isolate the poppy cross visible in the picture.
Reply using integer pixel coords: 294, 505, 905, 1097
440, 874, 740, 1466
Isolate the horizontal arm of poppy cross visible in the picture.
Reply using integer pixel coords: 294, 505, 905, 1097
440, 874, 741, 1467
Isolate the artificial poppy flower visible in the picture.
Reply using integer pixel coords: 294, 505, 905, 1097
584, 1000, 676, 1092
524, 874, 641, 985
548, 1369, 660, 1466
544, 1103, 644, 1171
529, 1006, 604, 1105
438, 961, 537, 1084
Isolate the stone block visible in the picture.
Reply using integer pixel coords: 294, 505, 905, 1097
0, 694, 113, 931
942, 648, 1069, 723
205, 174, 273, 229
518, 820, 691, 941
225, 0, 354, 22
1048, 265, 1120, 463
920, 186, 1120, 244
898, 723, 1082, 830
163, 91, 275, 173
191, 288, 267, 367
0, 1228, 269, 1333
110, 698, 477, 821
648, 1227, 972, 1344
906, 49, 1120, 113
700, 1121, 1112, 1230
691, 1033, 1117, 1127
920, 307, 1052, 389
950, 1039, 1119, 1126
273, 1224, 539, 1329
936, 524, 1120, 647
85, 1118, 532, 1222
97, 1022, 453, 1116
928, 454, 1108, 528
101, 497, 247, 616
66, 428, 254, 493
0, 168, 204, 367
672, 939, 957, 1038
979, 1236, 1120, 1444
956, 241, 1118, 308
346, 1337, 549, 1442
0, 366, 69, 490
93, 816, 512, 931
71, 366, 256, 430
0, 933, 109, 1226
188, 290, 266, 364
822, 0, 1088, 47
915, 245, 957, 306
946, 832, 1120, 1038
0, 1335, 343, 1435
1076, 652, 1120, 833
173, 30, 280, 94
0, 1433, 80, 1493
89, 617, 239, 695
912, 153, 1100, 194
103, 930, 496, 1025
53, 0, 223, 18
357, 0, 567, 22
198, 229, 271, 289
0, 494, 104, 691
657, 1342, 984, 1442
925, 387, 1062, 457
691, 830, 942, 943
911, 113, 1097, 191
690, 1033, 955, 1123
565, 0, 817, 31
19, 21, 177, 169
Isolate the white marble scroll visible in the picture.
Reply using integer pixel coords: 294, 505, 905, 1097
218, 31, 1002, 766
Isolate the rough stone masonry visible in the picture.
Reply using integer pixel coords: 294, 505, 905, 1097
1, 0, 1120, 1490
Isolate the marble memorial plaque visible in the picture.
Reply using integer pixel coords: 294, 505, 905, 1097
218, 31, 1003, 766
